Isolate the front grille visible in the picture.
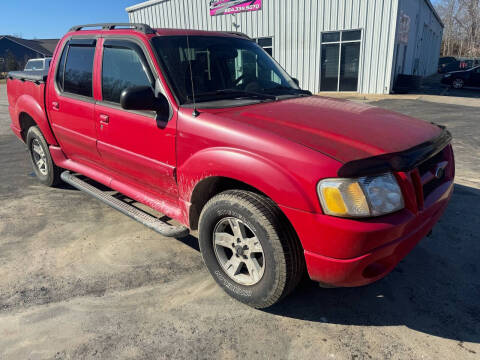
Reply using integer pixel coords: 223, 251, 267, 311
417, 146, 450, 200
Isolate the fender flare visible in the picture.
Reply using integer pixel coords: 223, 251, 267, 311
179, 147, 318, 213
15, 94, 57, 145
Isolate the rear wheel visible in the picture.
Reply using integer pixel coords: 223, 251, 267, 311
26, 126, 61, 187
452, 78, 464, 89
198, 190, 304, 308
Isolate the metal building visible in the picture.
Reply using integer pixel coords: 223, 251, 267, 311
126, 0, 443, 94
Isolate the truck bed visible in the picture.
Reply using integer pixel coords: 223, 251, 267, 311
8, 70, 49, 83
7, 70, 49, 142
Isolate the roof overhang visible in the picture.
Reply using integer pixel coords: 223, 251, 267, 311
0, 36, 52, 56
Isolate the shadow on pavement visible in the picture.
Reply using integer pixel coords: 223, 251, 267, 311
267, 184, 480, 344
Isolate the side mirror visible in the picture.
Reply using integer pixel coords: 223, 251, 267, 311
120, 86, 169, 116
292, 78, 300, 87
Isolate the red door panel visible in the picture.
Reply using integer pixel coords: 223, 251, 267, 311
48, 98, 99, 163
94, 104, 178, 197
93, 38, 179, 199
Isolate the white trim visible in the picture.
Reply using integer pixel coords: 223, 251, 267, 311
126, 0, 170, 13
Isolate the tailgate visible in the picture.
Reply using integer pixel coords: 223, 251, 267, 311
7, 70, 48, 139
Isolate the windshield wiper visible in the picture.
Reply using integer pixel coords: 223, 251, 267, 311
261, 86, 312, 96
187, 89, 277, 102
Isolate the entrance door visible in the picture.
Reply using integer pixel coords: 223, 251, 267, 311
320, 30, 361, 92
339, 42, 361, 91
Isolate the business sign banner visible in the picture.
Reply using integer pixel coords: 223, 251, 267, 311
210, 0, 262, 16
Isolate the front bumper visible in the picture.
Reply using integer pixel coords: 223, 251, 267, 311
281, 171, 454, 287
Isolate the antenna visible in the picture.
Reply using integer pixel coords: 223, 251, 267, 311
185, 31, 200, 117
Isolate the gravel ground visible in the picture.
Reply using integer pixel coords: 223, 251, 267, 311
0, 84, 479, 359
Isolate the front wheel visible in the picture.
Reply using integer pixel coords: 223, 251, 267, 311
198, 190, 304, 308
26, 126, 62, 187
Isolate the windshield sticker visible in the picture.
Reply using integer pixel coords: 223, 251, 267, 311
210, 0, 262, 16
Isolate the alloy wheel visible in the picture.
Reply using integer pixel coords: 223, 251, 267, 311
452, 78, 464, 89
31, 138, 48, 176
213, 217, 265, 286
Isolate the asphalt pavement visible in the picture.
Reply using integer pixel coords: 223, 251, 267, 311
0, 84, 479, 359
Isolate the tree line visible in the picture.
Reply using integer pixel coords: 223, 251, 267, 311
435, 0, 480, 57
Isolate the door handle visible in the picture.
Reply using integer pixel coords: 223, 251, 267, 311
99, 114, 110, 124
52, 102, 59, 110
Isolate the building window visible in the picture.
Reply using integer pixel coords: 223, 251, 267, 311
320, 30, 362, 92
255, 37, 273, 57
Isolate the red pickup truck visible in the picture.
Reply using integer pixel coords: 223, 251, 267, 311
7, 23, 454, 308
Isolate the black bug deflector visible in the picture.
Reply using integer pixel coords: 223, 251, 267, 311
338, 126, 452, 178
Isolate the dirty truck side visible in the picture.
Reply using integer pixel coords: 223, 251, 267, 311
7, 23, 454, 308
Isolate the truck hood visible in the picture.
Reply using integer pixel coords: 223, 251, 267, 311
216, 96, 442, 163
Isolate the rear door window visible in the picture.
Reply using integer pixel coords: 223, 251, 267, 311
101, 41, 153, 103
57, 40, 96, 98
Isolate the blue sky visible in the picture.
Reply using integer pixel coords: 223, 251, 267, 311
0, 0, 142, 39
1, 0, 442, 40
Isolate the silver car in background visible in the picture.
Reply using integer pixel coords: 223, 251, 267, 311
24, 58, 52, 71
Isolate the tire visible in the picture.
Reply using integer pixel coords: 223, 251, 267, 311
26, 126, 62, 187
452, 78, 464, 89
198, 190, 305, 308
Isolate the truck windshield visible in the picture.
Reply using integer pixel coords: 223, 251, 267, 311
152, 35, 306, 104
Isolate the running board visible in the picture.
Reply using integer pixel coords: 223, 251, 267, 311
60, 171, 189, 238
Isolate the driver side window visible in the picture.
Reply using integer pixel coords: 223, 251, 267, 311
102, 44, 152, 103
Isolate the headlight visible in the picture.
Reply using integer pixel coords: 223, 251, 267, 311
444, 73, 452, 78
317, 173, 404, 218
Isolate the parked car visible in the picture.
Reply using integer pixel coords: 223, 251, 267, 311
438, 56, 456, 73
440, 59, 480, 74
441, 65, 480, 89
6, 23, 454, 308
24, 57, 52, 71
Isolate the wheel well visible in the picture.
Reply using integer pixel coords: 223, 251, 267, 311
189, 176, 305, 257
189, 176, 266, 230
19, 112, 37, 142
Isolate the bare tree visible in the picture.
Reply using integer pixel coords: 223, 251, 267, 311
435, 0, 480, 57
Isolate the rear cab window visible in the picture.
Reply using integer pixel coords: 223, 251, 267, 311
55, 39, 96, 98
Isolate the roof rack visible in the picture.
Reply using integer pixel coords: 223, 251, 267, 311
69, 23, 156, 35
